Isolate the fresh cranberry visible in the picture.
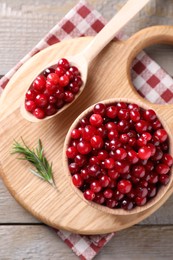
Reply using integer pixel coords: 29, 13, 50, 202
113, 148, 127, 160
89, 114, 103, 127
106, 106, 118, 118
156, 164, 170, 175
120, 134, 129, 144
64, 91, 74, 103
69, 163, 79, 174
135, 186, 148, 198
94, 193, 105, 204
77, 141, 92, 155
90, 181, 102, 193
127, 150, 139, 164
121, 199, 134, 210
114, 161, 129, 174
162, 153, 173, 167
35, 94, 48, 108
55, 66, 66, 77
135, 120, 148, 133
46, 81, 58, 95
135, 196, 147, 206
143, 109, 156, 121
75, 154, 87, 167
100, 175, 110, 187
25, 100, 36, 112
43, 67, 55, 77
59, 75, 70, 87
32, 75, 46, 92
108, 129, 118, 140
26, 89, 37, 101
154, 129, 168, 143
118, 109, 130, 120
88, 165, 100, 177
132, 165, 145, 178
148, 185, 157, 198
33, 108, 45, 119
108, 169, 119, 179
82, 125, 97, 141
47, 73, 59, 85
128, 103, 139, 111
130, 110, 140, 122
106, 199, 118, 208
138, 146, 152, 160
72, 174, 83, 187
97, 150, 109, 161
71, 129, 81, 139
69, 66, 80, 76
159, 175, 170, 185
90, 135, 103, 149
84, 190, 95, 201
117, 180, 132, 194
93, 103, 106, 116
58, 58, 70, 69
103, 188, 113, 198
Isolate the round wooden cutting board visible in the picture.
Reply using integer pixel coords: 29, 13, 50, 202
0, 26, 173, 234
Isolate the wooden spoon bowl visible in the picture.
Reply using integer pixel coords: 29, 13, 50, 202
63, 97, 173, 215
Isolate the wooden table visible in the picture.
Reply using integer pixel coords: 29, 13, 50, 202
1, 0, 173, 259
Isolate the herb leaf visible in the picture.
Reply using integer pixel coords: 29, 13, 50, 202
12, 139, 56, 188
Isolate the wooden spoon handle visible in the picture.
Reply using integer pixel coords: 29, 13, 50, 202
81, 0, 150, 64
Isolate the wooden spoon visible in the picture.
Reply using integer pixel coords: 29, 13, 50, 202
21, 0, 150, 122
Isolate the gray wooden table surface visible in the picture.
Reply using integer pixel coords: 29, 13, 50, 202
1, 0, 173, 259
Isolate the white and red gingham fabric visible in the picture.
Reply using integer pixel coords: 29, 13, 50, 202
1, 0, 173, 259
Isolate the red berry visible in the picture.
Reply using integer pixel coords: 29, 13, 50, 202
35, 94, 48, 107
33, 108, 45, 119
97, 150, 109, 161
162, 153, 173, 167
82, 125, 97, 141
103, 188, 113, 198
64, 91, 74, 103
90, 181, 102, 193
69, 66, 80, 76
43, 67, 55, 77
72, 174, 83, 187
59, 75, 70, 87
75, 154, 87, 167
143, 109, 156, 122
159, 174, 170, 185
113, 148, 127, 160
154, 129, 168, 143
117, 180, 132, 194
138, 146, 152, 160
132, 165, 145, 178
88, 165, 101, 177
135, 186, 148, 198
121, 199, 134, 210
84, 190, 95, 201
127, 150, 139, 164
130, 110, 140, 122
114, 161, 129, 174
108, 169, 119, 179
100, 175, 110, 187
90, 135, 103, 149
77, 141, 92, 155
156, 164, 170, 175
47, 73, 59, 85
32, 75, 46, 92
25, 100, 36, 112
106, 106, 118, 118
71, 129, 81, 139
89, 114, 103, 127
135, 120, 148, 133
106, 199, 118, 208
58, 58, 70, 69
135, 196, 147, 206
55, 66, 66, 77
94, 193, 105, 204
25, 89, 37, 101
93, 103, 106, 116
118, 109, 130, 120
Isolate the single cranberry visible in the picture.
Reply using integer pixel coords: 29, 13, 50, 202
84, 190, 95, 201
74, 76, 83, 87
89, 156, 100, 165
117, 102, 127, 109
127, 189, 136, 199
143, 109, 156, 122
147, 143, 156, 156
33, 108, 45, 119
72, 174, 83, 187
128, 103, 139, 111
121, 199, 134, 210
69, 66, 80, 76
88, 164, 100, 177
138, 146, 152, 160
135, 196, 147, 206
130, 110, 140, 122
58, 58, 70, 69
97, 125, 108, 138
139, 180, 148, 188
106, 106, 118, 118
93, 103, 106, 116
80, 168, 89, 180
114, 190, 124, 201
55, 66, 66, 77
54, 88, 64, 99
94, 193, 105, 204
135, 120, 148, 133
46, 81, 58, 95
59, 75, 70, 87
117, 179, 132, 194
108, 169, 119, 179
114, 161, 129, 174
142, 132, 152, 141
106, 199, 118, 208
161, 142, 169, 152
45, 104, 57, 116
103, 188, 113, 198
89, 114, 103, 127
69, 162, 79, 174
104, 158, 115, 169
108, 129, 118, 140
117, 120, 130, 133
152, 119, 162, 130
128, 137, 136, 147
147, 172, 159, 184
105, 122, 117, 131
100, 175, 110, 187
69, 82, 80, 94
162, 153, 173, 167
49, 95, 57, 104
156, 164, 170, 175
135, 186, 148, 198
43, 67, 55, 77
90, 135, 103, 149
71, 129, 81, 139
159, 174, 170, 185
90, 181, 102, 193
97, 150, 109, 161
145, 161, 154, 172
47, 73, 59, 85
26, 89, 37, 101
64, 91, 74, 103
154, 129, 168, 143
25, 100, 36, 112
118, 109, 130, 120
77, 141, 92, 155
132, 165, 145, 178
127, 150, 139, 164
113, 148, 127, 160
66, 70, 74, 81
120, 134, 129, 144
32, 75, 46, 92
147, 185, 157, 198
66, 147, 77, 159
35, 94, 48, 107
75, 154, 87, 167
151, 147, 163, 161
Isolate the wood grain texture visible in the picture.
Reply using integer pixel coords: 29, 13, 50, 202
1, 225, 173, 260
1, 28, 173, 234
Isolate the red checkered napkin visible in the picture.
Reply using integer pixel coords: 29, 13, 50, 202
1, 0, 173, 259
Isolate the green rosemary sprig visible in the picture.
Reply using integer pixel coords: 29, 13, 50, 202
12, 139, 56, 188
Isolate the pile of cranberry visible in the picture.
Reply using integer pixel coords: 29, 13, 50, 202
66, 102, 173, 210
25, 58, 82, 119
